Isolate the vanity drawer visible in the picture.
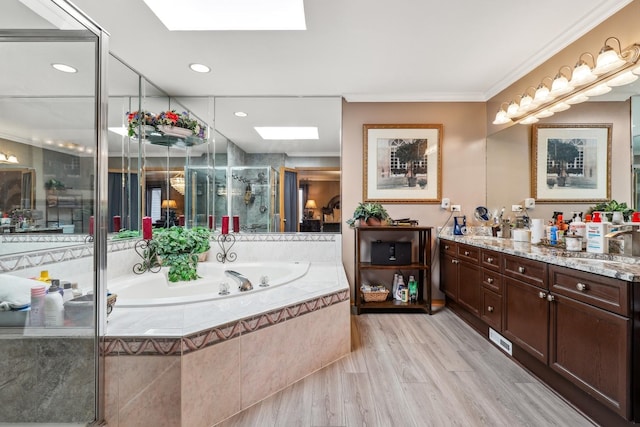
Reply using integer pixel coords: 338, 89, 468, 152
481, 288, 502, 332
441, 240, 457, 257
503, 254, 547, 289
482, 269, 503, 294
458, 243, 479, 264
549, 265, 630, 316
481, 249, 502, 272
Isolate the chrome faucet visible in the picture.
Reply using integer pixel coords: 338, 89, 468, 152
605, 225, 640, 256
224, 270, 253, 291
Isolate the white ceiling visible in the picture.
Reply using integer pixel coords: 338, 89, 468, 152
70, 0, 631, 102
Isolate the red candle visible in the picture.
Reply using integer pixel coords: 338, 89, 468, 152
208, 215, 214, 230
89, 216, 94, 236
179, 215, 185, 226
142, 216, 152, 240
113, 215, 121, 232
233, 215, 240, 233
222, 216, 229, 235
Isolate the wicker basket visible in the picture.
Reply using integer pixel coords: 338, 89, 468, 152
362, 289, 389, 302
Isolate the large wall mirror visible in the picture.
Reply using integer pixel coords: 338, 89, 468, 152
487, 79, 639, 219
182, 96, 342, 233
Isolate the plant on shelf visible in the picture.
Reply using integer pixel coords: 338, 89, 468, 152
149, 226, 212, 282
346, 202, 390, 227
126, 110, 156, 137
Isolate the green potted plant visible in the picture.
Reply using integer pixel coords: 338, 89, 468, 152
394, 138, 429, 187
588, 199, 634, 222
346, 202, 390, 227
149, 226, 211, 282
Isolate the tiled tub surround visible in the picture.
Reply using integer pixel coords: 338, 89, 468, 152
102, 233, 351, 427
440, 234, 640, 281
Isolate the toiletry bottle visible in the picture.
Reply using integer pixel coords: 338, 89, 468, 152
391, 274, 399, 300
44, 286, 64, 327
395, 276, 406, 301
569, 213, 586, 247
549, 224, 558, 245
30, 285, 46, 327
408, 276, 418, 303
586, 216, 610, 254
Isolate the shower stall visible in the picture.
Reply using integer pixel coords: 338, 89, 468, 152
215, 166, 279, 232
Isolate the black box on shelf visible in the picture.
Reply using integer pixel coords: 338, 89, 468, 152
370, 241, 411, 265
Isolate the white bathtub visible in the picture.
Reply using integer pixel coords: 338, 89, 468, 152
110, 261, 310, 307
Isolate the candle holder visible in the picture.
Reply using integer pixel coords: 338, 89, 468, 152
133, 239, 161, 274
84, 235, 94, 243
216, 233, 237, 263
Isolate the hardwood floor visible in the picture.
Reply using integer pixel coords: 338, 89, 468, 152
217, 307, 596, 426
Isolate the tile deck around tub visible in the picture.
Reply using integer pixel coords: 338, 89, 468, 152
101, 261, 349, 356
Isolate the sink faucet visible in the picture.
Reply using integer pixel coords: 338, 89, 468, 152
225, 270, 253, 291
605, 225, 640, 256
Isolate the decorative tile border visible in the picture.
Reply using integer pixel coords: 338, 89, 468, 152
101, 288, 349, 357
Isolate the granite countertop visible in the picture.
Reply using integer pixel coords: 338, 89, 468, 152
439, 234, 640, 282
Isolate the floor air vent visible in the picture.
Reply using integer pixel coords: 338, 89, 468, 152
489, 328, 512, 356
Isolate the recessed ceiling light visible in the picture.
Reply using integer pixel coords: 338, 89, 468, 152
255, 126, 318, 140
52, 63, 77, 73
189, 63, 210, 73
143, 0, 306, 31
234, 111, 248, 117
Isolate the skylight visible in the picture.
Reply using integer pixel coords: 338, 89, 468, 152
255, 127, 318, 140
143, 0, 306, 31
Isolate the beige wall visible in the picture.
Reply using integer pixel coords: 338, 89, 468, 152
342, 101, 486, 299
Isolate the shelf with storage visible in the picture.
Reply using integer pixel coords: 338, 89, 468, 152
354, 225, 432, 314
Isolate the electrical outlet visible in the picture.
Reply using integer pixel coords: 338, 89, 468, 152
451, 205, 461, 212
441, 198, 450, 210
524, 198, 535, 209
512, 204, 523, 212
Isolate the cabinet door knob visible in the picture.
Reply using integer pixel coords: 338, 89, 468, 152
464, 251, 470, 256
487, 257, 494, 263
487, 305, 494, 312
518, 266, 526, 274
538, 291, 547, 299
576, 282, 588, 292
452, 259, 459, 264
487, 277, 494, 284
444, 245, 449, 249
547, 294, 555, 302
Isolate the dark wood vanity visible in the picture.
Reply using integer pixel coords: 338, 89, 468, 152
440, 236, 639, 426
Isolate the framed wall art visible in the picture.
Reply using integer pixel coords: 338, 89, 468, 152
363, 124, 442, 203
531, 123, 611, 202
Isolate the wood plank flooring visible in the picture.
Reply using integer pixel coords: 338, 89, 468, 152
217, 307, 596, 427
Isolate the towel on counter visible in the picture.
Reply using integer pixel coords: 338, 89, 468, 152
0, 274, 38, 310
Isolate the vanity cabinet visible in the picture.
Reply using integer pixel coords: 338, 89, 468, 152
440, 241, 482, 313
354, 226, 432, 314
503, 255, 549, 364
439, 237, 637, 423
548, 265, 631, 418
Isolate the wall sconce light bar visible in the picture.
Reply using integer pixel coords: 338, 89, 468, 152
0, 152, 19, 164
492, 37, 640, 126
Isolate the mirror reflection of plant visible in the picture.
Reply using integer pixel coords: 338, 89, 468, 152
588, 199, 634, 221
126, 110, 155, 137
149, 226, 211, 282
